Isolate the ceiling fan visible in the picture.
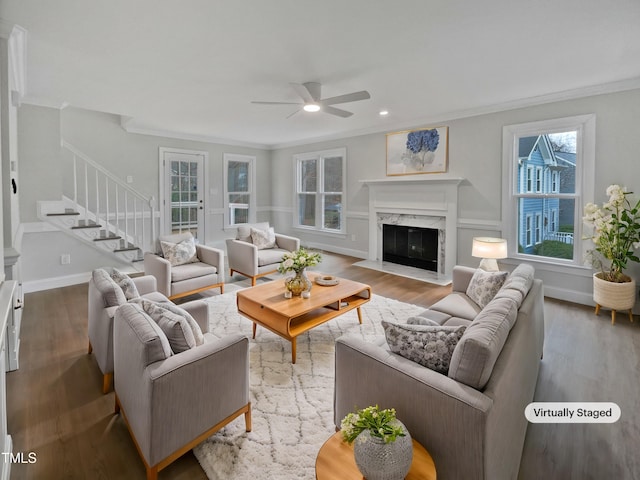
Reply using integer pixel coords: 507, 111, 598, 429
251, 82, 371, 118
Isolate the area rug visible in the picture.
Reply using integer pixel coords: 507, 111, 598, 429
192, 291, 424, 480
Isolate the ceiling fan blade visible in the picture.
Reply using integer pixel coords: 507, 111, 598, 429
286, 109, 301, 119
323, 105, 353, 118
302, 82, 321, 102
290, 83, 316, 103
251, 101, 303, 105
320, 90, 371, 106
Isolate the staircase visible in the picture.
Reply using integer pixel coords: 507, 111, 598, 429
37, 141, 158, 267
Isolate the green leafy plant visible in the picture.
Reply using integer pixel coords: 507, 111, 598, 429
340, 405, 406, 444
583, 184, 640, 282
277, 248, 322, 274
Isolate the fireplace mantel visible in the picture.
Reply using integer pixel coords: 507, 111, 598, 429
361, 176, 464, 274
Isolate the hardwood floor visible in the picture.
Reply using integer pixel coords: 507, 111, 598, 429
6, 253, 640, 479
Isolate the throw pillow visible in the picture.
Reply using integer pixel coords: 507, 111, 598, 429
406, 316, 441, 327
132, 299, 198, 354
160, 237, 198, 266
92, 268, 127, 307
466, 269, 509, 309
110, 268, 140, 300
250, 227, 276, 250
382, 321, 466, 374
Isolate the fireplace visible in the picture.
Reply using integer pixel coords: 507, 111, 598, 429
361, 176, 463, 275
383, 224, 439, 272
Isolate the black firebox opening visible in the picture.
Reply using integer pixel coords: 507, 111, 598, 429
382, 224, 438, 272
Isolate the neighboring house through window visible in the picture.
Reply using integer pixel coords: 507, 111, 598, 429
294, 147, 346, 234
503, 114, 595, 264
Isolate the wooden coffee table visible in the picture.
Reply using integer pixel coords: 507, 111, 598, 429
315, 431, 437, 480
236, 273, 371, 363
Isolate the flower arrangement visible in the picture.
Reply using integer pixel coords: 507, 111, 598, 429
583, 184, 640, 282
403, 128, 440, 170
340, 405, 406, 444
277, 248, 322, 274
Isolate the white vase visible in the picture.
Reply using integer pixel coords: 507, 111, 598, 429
593, 273, 636, 311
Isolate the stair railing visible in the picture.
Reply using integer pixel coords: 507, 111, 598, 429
61, 140, 157, 254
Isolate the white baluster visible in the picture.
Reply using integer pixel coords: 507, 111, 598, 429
84, 162, 89, 223
124, 190, 128, 247
73, 154, 78, 205
105, 178, 110, 237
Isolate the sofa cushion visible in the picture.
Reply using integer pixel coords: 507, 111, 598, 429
429, 292, 483, 321
466, 269, 509, 308
448, 297, 517, 389
251, 226, 276, 250
161, 236, 199, 266
237, 222, 270, 243
110, 268, 140, 300
441, 317, 474, 328
382, 321, 467, 374
413, 309, 452, 325
257, 248, 289, 267
170, 262, 218, 283
92, 269, 127, 307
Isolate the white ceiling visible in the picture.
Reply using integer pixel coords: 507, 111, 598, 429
2, 0, 640, 149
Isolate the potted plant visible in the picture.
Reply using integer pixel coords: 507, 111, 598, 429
340, 405, 413, 480
277, 248, 322, 296
583, 184, 640, 323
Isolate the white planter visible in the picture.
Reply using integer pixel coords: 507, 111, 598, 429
593, 273, 636, 311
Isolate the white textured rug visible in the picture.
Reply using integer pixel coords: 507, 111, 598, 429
193, 291, 424, 480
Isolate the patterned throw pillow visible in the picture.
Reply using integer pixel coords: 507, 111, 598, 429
92, 268, 127, 307
465, 269, 509, 309
160, 237, 198, 266
131, 299, 202, 353
250, 227, 276, 250
110, 268, 140, 300
382, 321, 466, 374
406, 316, 440, 327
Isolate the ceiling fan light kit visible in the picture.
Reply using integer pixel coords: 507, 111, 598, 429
252, 81, 371, 118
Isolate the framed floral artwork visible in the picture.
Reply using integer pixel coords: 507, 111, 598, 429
386, 126, 448, 175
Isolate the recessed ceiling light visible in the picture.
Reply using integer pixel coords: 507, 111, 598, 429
379, 110, 389, 116
303, 104, 321, 112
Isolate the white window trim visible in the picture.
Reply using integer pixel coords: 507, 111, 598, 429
535, 166, 543, 193
502, 114, 595, 268
293, 147, 347, 235
223, 153, 256, 228
535, 213, 542, 244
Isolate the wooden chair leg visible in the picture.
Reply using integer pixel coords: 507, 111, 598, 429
629, 310, 634, 323
245, 403, 252, 432
146, 465, 158, 480
251, 277, 257, 286
595, 303, 601, 315
114, 395, 121, 414
103, 372, 113, 394
611, 309, 616, 325
88, 341, 93, 354
220, 284, 224, 294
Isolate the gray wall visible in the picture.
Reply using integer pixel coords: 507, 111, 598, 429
16, 88, 640, 309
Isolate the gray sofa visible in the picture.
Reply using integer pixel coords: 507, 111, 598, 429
334, 264, 544, 480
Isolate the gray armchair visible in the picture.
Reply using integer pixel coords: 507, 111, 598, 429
226, 222, 300, 285
114, 302, 251, 480
144, 232, 225, 300
88, 268, 209, 393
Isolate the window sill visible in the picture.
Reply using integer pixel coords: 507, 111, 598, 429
501, 256, 593, 277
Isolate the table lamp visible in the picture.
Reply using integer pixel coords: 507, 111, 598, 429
471, 237, 508, 271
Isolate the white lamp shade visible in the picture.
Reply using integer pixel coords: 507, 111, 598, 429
471, 237, 508, 259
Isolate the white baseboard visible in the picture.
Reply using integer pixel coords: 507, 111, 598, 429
304, 242, 368, 260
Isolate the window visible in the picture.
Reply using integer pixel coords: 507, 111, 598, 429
502, 114, 595, 265
223, 154, 256, 227
294, 148, 346, 234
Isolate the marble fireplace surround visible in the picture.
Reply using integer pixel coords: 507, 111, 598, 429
360, 177, 463, 275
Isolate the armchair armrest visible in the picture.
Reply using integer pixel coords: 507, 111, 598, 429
145, 334, 250, 464
225, 239, 258, 275
179, 299, 210, 333
143, 252, 171, 297
132, 275, 157, 296
334, 334, 492, 480
196, 244, 225, 272
275, 234, 300, 252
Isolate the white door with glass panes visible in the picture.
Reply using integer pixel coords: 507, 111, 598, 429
160, 148, 206, 241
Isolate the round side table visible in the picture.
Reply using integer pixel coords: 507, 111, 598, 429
315, 431, 437, 480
